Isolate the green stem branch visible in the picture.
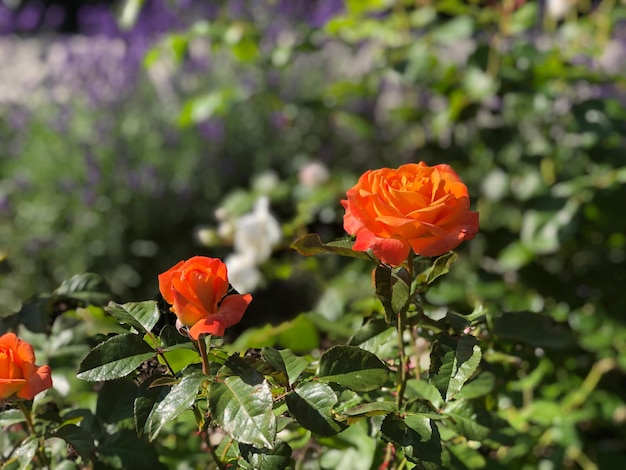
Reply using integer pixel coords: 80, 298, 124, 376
18, 401, 50, 469
197, 335, 211, 376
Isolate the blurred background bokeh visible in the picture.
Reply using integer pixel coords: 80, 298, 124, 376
1, 0, 626, 467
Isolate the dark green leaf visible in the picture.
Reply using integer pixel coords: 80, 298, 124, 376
96, 379, 137, 424
97, 429, 165, 469
239, 441, 293, 470
290, 234, 372, 260
77, 333, 155, 382
76, 335, 153, 381
105, 301, 160, 334
159, 324, 192, 349
404, 399, 442, 420
146, 372, 205, 441
134, 374, 170, 437
53, 424, 95, 462
54, 273, 111, 306
285, 381, 346, 436
493, 311, 575, 349
381, 414, 444, 469
318, 345, 389, 392
429, 335, 481, 401
208, 368, 276, 448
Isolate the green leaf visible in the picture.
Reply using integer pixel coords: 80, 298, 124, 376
405, 379, 444, 409
145, 372, 205, 441
338, 401, 397, 419
52, 424, 95, 462
285, 381, 346, 437
105, 301, 160, 334
134, 374, 170, 437
0, 409, 25, 427
318, 345, 389, 392
456, 371, 495, 400
239, 441, 293, 470
443, 400, 491, 441
348, 317, 393, 347
208, 368, 276, 448
290, 234, 373, 260
429, 335, 482, 401
493, 311, 575, 349
5, 435, 38, 470
381, 414, 444, 469
415, 252, 458, 287
375, 265, 410, 322
97, 429, 165, 469
77, 333, 155, 381
262, 347, 309, 386
96, 379, 137, 424
54, 273, 111, 306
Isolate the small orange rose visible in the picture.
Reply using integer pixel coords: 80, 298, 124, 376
158, 256, 252, 340
0, 333, 52, 400
342, 162, 479, 265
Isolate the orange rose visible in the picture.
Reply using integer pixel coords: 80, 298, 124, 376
158, 256, 252, 340
342, 162, 479, 265
0, 333, 52, 400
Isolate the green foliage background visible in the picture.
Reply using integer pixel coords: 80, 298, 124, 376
1, 0, 626, 468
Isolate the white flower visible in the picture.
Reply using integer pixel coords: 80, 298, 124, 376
546, 0, 572, 20
233, 196, 281, 263
225, 253, 262, 293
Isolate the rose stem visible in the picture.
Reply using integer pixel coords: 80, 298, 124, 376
197, 335, 211, 375
18, 401, 50, 469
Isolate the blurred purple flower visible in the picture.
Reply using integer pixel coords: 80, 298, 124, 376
16, 0, 43, 32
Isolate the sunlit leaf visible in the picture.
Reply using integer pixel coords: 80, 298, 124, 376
208, 368, 276, 448
77, 333, 155, 382
0, 409, 25, 427
145, 372, 205, 441
105, 301, 160, 334
6, 435, 38, 470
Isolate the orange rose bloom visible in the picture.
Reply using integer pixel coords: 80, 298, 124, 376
0, 333, 52, 400
342, 162, 479, 266
158, 256, 252, 340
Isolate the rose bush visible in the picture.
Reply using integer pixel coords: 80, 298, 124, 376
0, 333, 52, 400
342, 162, 479, 265
158, 256, 252, 340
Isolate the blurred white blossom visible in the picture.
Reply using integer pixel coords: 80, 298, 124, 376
546, 0, 572, 20
298, 161, 330, 188
225, 252, 262, 294
233, 196, 281, 263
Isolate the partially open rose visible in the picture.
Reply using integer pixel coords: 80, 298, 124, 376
0, 333, 52, 400
158, 256, 252, 340
342, 162, 479, 265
